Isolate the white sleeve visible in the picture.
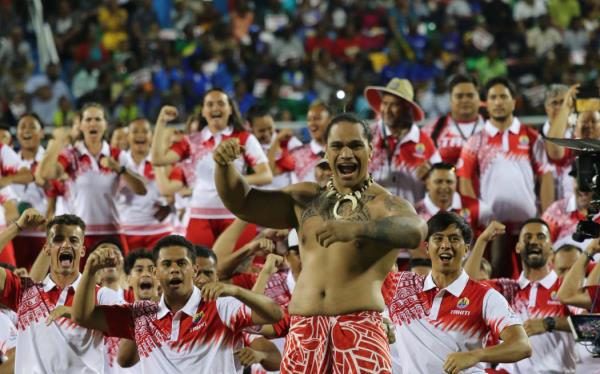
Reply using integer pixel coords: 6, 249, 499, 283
0, 313, 17, 354
482, 288, 522, 338
215, 296, 254, 332
0, 145, 22, 176
478, 200, 494, 227
0, 186, 17, 203
429, 150, 442, 164
243, 134, 269, 167
287, 136, 303, 151
97, 287, 127, 306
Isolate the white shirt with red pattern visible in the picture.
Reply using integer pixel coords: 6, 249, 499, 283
0, 143, 22, 177
542, 120, 576, 201
170, 126, 268, 219
101, 286, 256, 374
12, 146, 48, 238
117, 151, 184, 236
0, 308, 16, 364
290, 139, 324, 184
542, 195, 600, 243
261, 134, 302, 190
370, 122, 441, 204
414, 192, 493, 232
0, 186, 17, 230
422, 115, 485, 165
0, 271, 123, 373
382, 270, 520, 374
58, 141, 128, 234
486, 271, 577, 374
457, 119, 552, 224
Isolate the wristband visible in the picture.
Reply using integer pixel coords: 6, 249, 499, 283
118, 166, 126, 175
587, 252, 596, 262
543, 317, 556, 332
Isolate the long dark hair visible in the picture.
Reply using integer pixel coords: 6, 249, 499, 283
199, 88, 245, 132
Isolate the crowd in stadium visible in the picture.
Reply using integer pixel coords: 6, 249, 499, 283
0, 0, 600, 374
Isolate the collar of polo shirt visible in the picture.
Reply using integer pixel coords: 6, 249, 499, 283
423, 270, 469, 297
517, 269, 557, 290
157, 285, 201, 319
484, 117, 521, 137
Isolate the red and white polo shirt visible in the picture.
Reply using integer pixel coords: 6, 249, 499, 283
422, 115, 485, 165
414, 192, 493, 233
486, 271, 577, 374
13, 146, 47, 238
0, 308, 16, 363
261, 134, 302, 190
542, 195, 600, 243
0, 270, 123, 373
171, 126, 268, 219
290, 139, 324, 184
457, 119, 552, 224
370, 122, 441, 204
383, 270, 520, 374
101, 286, 256, 374
58, 141, 128, 235
117, 151, 184, 236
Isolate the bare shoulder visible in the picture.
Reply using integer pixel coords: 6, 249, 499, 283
282, 182, 321, 202
370, 186, 418, 217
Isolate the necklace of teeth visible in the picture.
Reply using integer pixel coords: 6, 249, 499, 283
326, 175, 374, 220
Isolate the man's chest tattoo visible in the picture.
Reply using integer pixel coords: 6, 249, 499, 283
300, 192, 374, 225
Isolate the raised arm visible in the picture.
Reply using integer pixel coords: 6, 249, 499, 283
72, 245, 121, 332
151, 106, 182, 166
214, 139, 300, 229
459, 177, 477, 199
217, 238, 274, 280
251, 254, 283, 294
37, 129, 70, 180
100, 156, 147, 195
464, 221, 506, 278
315, 195, 427, 250
545, 84, 578, 160
201, 282, 283, 325
244, 163, 273, 186
558, 239, 600, 309
154, 166, 184, 196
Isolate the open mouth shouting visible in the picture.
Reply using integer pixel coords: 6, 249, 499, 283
336, 162, 358, 180
168, 277, 183, 289
139, 278, 154, 291
438, 251, 455, 265
58, 250, 74, 269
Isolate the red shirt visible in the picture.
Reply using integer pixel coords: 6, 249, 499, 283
422, 115, 484, 165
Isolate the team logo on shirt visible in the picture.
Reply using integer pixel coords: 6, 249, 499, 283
414, 143, 426, 155
550, 291, 558, 301
457, 297, 470, 309
518, 135, 529, 149
192, 311, 205, 324
459, 208, 471, 221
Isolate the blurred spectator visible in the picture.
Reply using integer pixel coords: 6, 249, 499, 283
526, 16, 562, 58
269, 25, 305, 66
312, 50, 346, 102
0, 27, 33, 75
131, 0, 159, 43
305, 23, 335, 56
512, 0, 547, 23
0, 61, 27, 102
446, 0, 475, 20
333, 23, 364, 64
25, 63, 71, 125
53, 96, 76, 127
98, 0, 129, 51
74, 22, 110, 64
171, 0, 195, 34
380, 46, 413, 83
72, 63, 100, 102
473, 46, 508, 85
419, 76, 450, 120
51, 0, 81, 59
114, 90, 141, 124
231, 1, 254, 45
482, 0, 516, 49
547, 0, 580, 30
563, 17, 590, 57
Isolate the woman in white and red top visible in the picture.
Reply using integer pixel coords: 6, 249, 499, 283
117, 118, 184, 251
38, 102, 147, 255
151, 89, 272, 248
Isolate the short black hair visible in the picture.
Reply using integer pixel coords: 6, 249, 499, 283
195, 245, 218, 263
485, 77, 516, 99
324, 113, 372, 145
90, 238, 124, 256
555, 244, 582, 254
409, 258, 432, 269
152, 235, 196, 263
246, 104, 272, 126
426, 211, 473, 245
0, 262, 15, 272
520, 218, 550, 233
448, 74, 479, 93
17, 112, 44, 129
46, 214, 86, 235
124, 249, 154, 275
427, 162, 456, 179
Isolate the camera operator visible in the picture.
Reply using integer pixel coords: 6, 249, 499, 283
558, 238, 600, 313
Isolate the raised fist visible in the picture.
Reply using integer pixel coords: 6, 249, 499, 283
157, 106, 178, 124
213, 138, 244, 166
16, 208, 46, 230
85, 246, 121, 275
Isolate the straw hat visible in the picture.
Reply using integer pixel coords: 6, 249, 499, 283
364, 78, 425, 121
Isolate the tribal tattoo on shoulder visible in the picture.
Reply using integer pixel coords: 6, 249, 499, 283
299, 190, 375, 226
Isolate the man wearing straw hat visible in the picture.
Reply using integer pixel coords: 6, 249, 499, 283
364, 78, 441, 205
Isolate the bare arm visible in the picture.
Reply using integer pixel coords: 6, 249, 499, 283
201, 282, 283, 325
0, 168, 34, 187
151, 106, 181, 166
2, 200, 17, 224
443, 325, 531, 374
459, 177, 477, 199
545, 84, 578, 160
539, 172, 555, 213
244, 162, 273, 186
252, 255, 283, 294
117, 339, 140, 368
214, 139, 299, 228
246, 337, 282, 371
464, 221, 506, 278
37, 129, 70, 180
120, 168, 147, 196
558, 239, 599, 309
154, 167, 184, 196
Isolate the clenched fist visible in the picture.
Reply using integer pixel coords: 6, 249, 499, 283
15, 208, 46, 230
157, 105, 178, 124
85, 246, 121, 275
213, 138, 244, 166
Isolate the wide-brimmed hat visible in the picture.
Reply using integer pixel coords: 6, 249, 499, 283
364, 78, 424, 121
